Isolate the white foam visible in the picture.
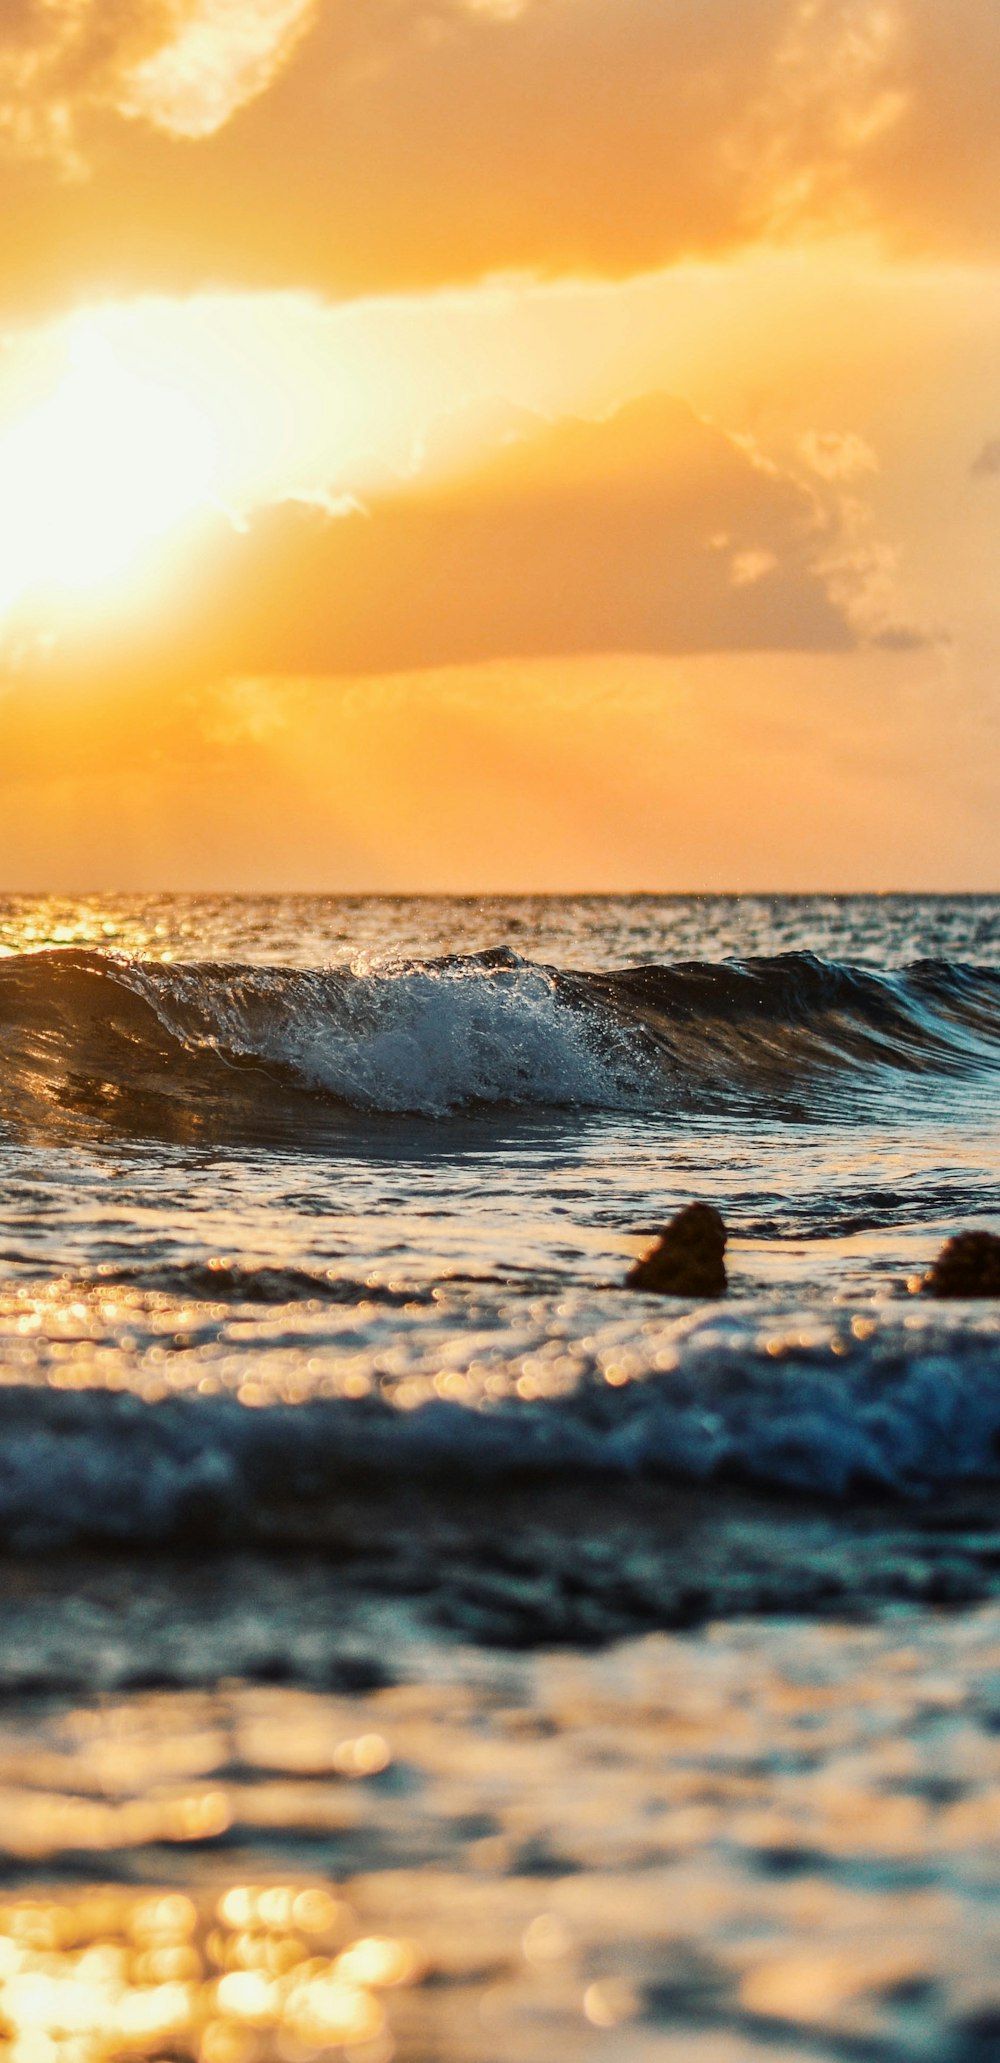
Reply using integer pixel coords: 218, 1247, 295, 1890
2, 1326, 1000, 1550
142, 957, 646, 1116
301, 961, 644, 1113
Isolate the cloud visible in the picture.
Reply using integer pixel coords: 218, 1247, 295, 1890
971, 438, 1000, 481
808, 516, 932, 649
0, 0, 840, 308
871, 0, 1000, 264
8, 393, 866, 688
797, 429, 878, 483
115, 0, 320, 140
727, 0, 910, 242
4, 0, 1000, 312
0, 0, 317, 169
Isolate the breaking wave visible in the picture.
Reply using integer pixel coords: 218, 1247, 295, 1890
1, 945, 1000, 1139
3, 1321, 1000, 1551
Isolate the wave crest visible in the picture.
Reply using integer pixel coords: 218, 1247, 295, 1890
1, 945, 999, 1139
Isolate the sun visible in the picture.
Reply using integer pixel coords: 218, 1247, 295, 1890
0, 319, 221, 618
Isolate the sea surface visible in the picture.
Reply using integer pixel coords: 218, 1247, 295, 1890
4, 892, 1000, 2061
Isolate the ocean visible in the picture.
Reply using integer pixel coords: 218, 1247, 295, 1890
3, 891, 1000, 2062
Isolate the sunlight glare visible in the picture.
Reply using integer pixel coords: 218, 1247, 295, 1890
0, 320, 221, 617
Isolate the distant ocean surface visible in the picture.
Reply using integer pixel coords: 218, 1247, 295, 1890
1, 890, 1000, 1557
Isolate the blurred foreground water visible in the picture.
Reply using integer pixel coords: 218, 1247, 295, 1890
5, 1605, 1000, 2060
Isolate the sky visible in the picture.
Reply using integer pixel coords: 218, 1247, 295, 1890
1, 0, 999, 889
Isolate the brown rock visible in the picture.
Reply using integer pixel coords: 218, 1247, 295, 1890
923, 1229, 1000, 1298
625, 1202, 728, 1297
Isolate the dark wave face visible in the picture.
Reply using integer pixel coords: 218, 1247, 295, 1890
1, 946, 1000, 1141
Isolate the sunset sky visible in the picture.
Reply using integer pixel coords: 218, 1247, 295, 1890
2, 0, 999, 889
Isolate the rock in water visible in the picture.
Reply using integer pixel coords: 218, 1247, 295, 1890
625, 1202, 728, 1297
923, 1229, 1000, 1298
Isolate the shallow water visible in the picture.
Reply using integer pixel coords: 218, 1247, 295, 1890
2, 892, 1000, 2058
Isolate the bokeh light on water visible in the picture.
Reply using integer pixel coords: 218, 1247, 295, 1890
0, 1882, 417, 2061
1, 1620, 1000, 2057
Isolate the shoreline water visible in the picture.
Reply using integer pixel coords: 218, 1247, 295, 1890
1, 894, 1000, 2056
3, 1598, 1000, 2060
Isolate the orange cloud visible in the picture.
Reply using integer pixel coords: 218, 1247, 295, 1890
6, 395, 873, 689
0, 0, 317, 167
3, 0, 1000, 315
727, 0, 910, 242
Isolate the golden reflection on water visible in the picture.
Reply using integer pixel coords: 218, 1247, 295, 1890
4, 1618, 1000, 2057
6, 1271, 999, 1421
0, 1882, 419, 2060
